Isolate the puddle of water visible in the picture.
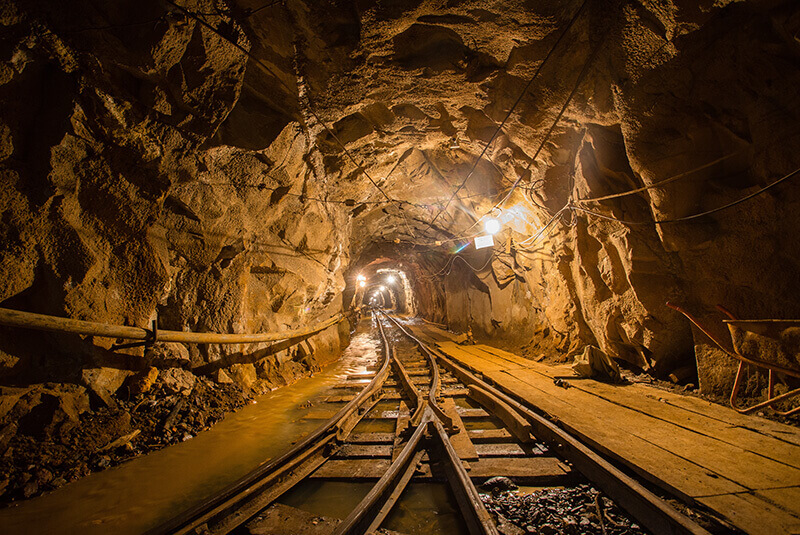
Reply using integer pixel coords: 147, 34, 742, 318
352, 418, 396, 434
0, 321, 382, 535
366, 400, 400, 418
277, 480, 375, 520
461, 417, 504, 430
454, 396, 481, 409
381, 483, 469, 535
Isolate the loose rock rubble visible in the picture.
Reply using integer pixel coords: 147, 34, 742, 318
481, 484, 647, 535
0, 374, 253, 505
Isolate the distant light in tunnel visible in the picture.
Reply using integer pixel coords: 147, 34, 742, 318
386, 274, 396, 284
356, 274, 366, 282
358, 280, 366, 288
484, 218, 501, 235
379, 286, 386, 292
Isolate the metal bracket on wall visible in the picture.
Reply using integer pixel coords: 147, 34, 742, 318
112, 317, 158, 351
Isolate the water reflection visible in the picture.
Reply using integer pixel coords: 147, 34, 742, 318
0, 322, 381, 535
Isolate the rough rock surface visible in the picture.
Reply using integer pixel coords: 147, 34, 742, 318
0, 0, 799, 501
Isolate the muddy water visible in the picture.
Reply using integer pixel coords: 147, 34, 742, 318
0, 319, 382, 535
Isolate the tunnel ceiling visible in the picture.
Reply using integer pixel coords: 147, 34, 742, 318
1, 0, 799, 382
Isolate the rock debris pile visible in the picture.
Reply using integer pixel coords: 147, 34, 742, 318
0, 373, 252, 504
481, 484, 647, 535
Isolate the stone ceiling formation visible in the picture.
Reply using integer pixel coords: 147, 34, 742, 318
1, 0, 799, 411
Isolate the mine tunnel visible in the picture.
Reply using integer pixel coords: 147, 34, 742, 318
0, 1, 799, 534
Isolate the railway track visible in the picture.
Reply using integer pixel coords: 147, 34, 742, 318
147, 311, 713, 535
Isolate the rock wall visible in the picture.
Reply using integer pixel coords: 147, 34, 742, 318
0, 0, 798, 467
0, 0, 353, 396
410, 0, 800, 392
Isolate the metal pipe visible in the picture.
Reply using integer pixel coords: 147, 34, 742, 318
0, 307, 343, 345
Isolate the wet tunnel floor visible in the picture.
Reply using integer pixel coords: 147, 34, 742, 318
0, 318, 385, 535
273, 480, 468, 535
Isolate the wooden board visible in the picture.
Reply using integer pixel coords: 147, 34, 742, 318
465, 457, 572, 482
310, 459, 391, 479
457, 408, 490, 418
756, 486, 800, 516
424, 335, 800, 535
488, 368, 800, 490
467, 429, 513, 442
246, 503, 406, 535
332, 444, 393, 459
348, 432, 395, 444
699, 492, 800, 535
441, 397, 478, 461
392, 401, 410, 462
473, 443, 527, 457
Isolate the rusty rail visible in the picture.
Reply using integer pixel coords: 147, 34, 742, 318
338, 313, 497, 535
144, 313, 391, 535
393, 314, 712, 535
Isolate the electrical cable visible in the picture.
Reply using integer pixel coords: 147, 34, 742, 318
443, 252, 496, 276
574, 153, 737, 204
425, 0, 589, 229
493, 35, 605, 213
165, 0, 396, 207
571, 165, 800, 225
242, 0, 284, 18
445, 30, 605, 242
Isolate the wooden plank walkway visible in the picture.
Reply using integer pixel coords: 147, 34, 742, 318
413, 323, 800, 535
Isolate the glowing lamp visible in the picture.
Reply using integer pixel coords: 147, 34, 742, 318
358, 280, 366, 288
484, 218, 501, 235
386, 274, 396, 284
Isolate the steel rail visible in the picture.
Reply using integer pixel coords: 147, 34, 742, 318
429, 418, 499, 535
335, 313, 496, 535
0, 306, 344, 345
379, 311, 454, 429
392, 316, 712, 535
145, 312, 392, 535
375, 313, 496, 534
331, 409, 431, 535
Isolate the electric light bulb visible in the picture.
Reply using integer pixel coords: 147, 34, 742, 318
358, 280, 365, 288
386, 274, 396, 284
484, 218, 501, 235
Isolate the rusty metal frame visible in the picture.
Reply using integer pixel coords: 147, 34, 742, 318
667, 302, 800, 416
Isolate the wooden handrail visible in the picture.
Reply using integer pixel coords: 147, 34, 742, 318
0, 307, 343, 345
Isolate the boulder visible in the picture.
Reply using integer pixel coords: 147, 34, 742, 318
17, 384, 90, 438
160, 367, 196, 394
0, 348, 20, 380
0, 386, 30, 420
227, 363, 257, 388
0, 423, 17, 454
127, 367, 159, 396
147, 342, 191, 369
211, 368, 233, 384
81, 367, 132, 408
